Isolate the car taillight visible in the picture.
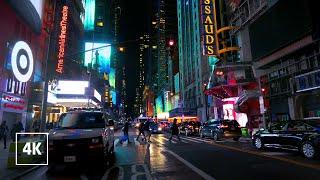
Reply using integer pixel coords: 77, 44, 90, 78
218, 125, 228, 128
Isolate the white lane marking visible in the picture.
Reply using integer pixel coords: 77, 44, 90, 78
80, 174, 88, 180
180, 137, 202, 143
183, 136, 212, 143
163, 149, 216, 180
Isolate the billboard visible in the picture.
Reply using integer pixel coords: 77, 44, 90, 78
200, 0, 218, 56
109, 68, 115, 88
84, 0, 95, 30
156, 96, 164, 114
84, 42, 111, 73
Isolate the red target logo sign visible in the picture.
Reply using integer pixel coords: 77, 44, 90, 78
10, 41, 34, 82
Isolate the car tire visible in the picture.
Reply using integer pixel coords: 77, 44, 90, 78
233, 137, 240, 141
301, 141, 317, 159
254, 137, 263, 150
212, 132, 219, 141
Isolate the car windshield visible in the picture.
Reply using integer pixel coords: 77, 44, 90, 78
306, 120, 320, 128
57, 112, 105, 129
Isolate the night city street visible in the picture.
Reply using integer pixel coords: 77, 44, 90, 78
1, 0, 320, 180
17, 128, 320, 180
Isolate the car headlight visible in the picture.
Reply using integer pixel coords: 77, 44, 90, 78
91, 138, 100, 144
158, 127, 162, 131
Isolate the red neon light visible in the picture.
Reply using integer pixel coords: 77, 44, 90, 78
56, 6, 68, 74
4, 103, 24, 110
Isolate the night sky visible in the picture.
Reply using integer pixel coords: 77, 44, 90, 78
119, 0, 149, 117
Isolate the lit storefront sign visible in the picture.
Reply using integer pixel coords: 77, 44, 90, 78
1, 93, 26, 112
201, 0, 218, 56
56, 6, 68, 74
10, 41, 34, 82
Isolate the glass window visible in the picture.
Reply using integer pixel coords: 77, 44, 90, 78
287, 121, 306, 131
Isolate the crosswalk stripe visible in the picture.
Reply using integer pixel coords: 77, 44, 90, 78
180, 137, 202, 143
182, 136, 211, 143
161, 137, 177, 144
151, 137, 165, 145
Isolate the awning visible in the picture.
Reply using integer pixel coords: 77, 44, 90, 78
234, 90, 261, 113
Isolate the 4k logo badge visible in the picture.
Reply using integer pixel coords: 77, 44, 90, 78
15, 133, 49, 166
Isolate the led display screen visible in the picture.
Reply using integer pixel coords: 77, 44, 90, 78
84, 42, 111, 73
109, 68, 115, 88
156, 96, 164, 114
84, 0, 95, 30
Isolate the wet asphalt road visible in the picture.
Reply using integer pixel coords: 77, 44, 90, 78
20, 128, 320, 180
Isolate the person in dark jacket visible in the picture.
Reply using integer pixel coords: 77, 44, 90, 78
120, 120, 131, 144
144, 119, 152, 142
169, 118, 181, 141
136, 121, 146, 141
0, 121, 9, 149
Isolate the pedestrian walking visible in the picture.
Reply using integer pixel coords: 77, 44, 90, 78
11, 120, 24, 141
169, 118, 181, 142
0, 121, 9, 149
120, 120, 131, 144
144, 119, 152, 142
136, 121, 146, 141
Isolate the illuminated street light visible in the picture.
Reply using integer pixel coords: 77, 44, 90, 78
169, 39, 174, 46
119, 47, 125, 52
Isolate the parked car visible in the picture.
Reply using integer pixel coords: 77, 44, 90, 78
252, 120, 320, 159
149, 121, 163, 133
199, 119, 242, 141
48, 111, 115, 168
179, 121, 201, 136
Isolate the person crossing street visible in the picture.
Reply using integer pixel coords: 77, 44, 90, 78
169, 118, 181, 142
119, 120, 131, 144
136, 121, 146, 141
144, 118, 152, 143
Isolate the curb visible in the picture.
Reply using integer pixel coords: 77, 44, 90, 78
12, 165, 41, 180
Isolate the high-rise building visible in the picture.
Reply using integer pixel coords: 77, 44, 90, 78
134, 34, 150, 115
177, 0, 208, 122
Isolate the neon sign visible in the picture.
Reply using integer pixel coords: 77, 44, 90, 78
56, 6, 68, 74
201, 0, 217, 55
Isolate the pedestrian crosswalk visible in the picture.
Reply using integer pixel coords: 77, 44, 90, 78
114, 134, 215, 147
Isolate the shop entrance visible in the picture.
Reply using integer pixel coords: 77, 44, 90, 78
2, 112, 22, 136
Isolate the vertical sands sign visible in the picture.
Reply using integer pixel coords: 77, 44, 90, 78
56, 6, 68, 74
201, 0, 218, 56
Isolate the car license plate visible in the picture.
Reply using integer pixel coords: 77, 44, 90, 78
64, 156, 76, 162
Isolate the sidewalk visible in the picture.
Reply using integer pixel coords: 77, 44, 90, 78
0, 138, 40, 180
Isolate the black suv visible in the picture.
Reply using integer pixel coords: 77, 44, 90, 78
199, 119, 242, 141
252, 120, 320, 159
48, 111, 115, 168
